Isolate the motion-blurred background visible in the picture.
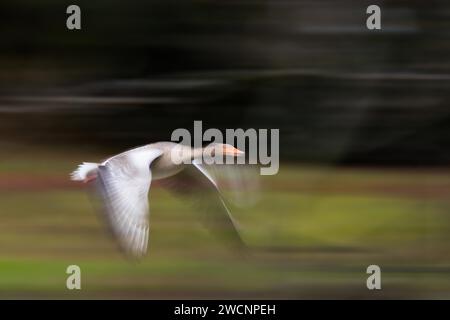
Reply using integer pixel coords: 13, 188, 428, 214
0, 0, 449, 298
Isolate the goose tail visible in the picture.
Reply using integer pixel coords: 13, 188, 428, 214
71, 162, 99, 182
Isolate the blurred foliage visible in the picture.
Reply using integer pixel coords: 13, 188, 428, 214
0, 1, 449, 164
0, 151, 449, 298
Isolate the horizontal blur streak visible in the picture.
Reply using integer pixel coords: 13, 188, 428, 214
0, 0, 449, 298
0, 0, 449, 164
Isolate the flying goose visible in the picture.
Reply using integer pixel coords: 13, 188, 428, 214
71, 141, 250, 258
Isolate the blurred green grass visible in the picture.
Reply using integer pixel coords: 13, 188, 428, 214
0, 151, 449, 298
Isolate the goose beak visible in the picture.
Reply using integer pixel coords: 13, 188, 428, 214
223, 145, 245, 156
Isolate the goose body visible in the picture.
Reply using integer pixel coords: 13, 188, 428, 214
71, 141, 246, 258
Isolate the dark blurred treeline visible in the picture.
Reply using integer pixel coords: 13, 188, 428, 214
0, 0, 450, 165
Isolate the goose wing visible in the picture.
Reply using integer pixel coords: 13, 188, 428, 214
161, 160, 250, 250
192, 159, 260, 208
95, 147, 162, 258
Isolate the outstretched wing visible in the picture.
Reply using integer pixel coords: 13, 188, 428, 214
95, 148, 162, 258
161, 161, 249, 250
192, 158, 260, 208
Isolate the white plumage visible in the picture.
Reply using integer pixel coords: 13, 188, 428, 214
70, 162, 99, 182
